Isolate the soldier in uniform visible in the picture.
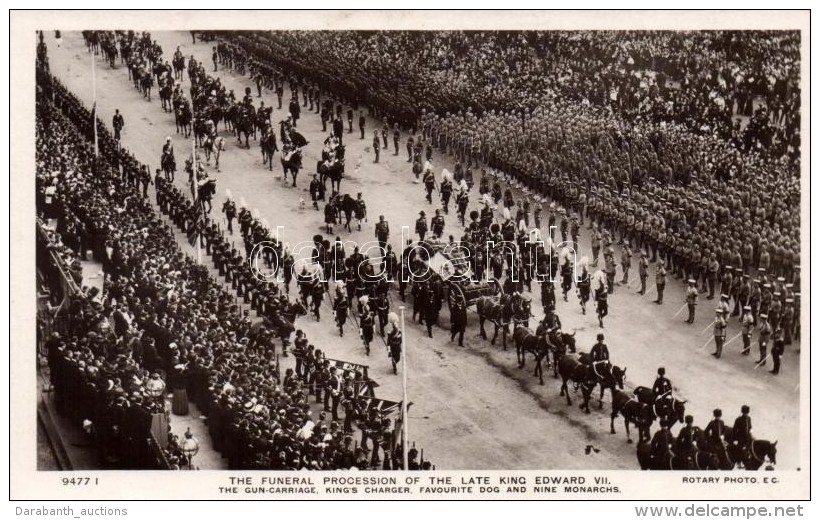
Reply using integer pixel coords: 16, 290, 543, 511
712, 309, 728, 358
372, 130, 380, 163
415, 211, 428, 242
703, 409, 726, 452
387, 323, 402, 375
596, 284, 609, 328
732, 405, 753, 463
706, 253, 720, 300
770, 327, 785, 375
450, 298, 467, 347
637, 251, 649, 295
431, 209, 445, 239
740, 305, 754, 355
359, 298, 375, 356
112, 108, 125, 142
654, 260, 667, 305
620, 240, 633, 285
685, 279, 698, 324
650, 420, 674, 465
590, 333, 610, 362
604, 251, 617, 295
652, 367, 672, 403
676, 415, 699, 459
374, 215, 390, 257
310, 279, 324, 321
332, 285, 348, 337
781, 298, 795, 346
757, 314, 772, 365
222, 197, 236, 234
577, 264, 591, 314
359, 111, 366, 140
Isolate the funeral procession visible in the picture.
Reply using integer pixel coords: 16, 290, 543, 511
34, 26, 803, 473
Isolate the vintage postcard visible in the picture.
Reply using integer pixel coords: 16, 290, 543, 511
10, 9, 810, 501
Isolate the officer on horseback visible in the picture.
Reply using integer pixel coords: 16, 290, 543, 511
704, 409, 726, 450
675, 415, 699, 459
590, 333, 610, 363
732, 405, 753, 461
652, 367, 673, 404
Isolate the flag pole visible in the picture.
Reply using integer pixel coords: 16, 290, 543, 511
91, 52, 98, 158
399, 305, 408, 470
192, 105, 200, 265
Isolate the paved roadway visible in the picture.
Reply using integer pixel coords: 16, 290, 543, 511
43, 31, 801, 470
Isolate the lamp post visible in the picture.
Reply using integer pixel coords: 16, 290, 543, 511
181, 427, 199, 470
399, 305, 408, 471
145, 373, 166, 404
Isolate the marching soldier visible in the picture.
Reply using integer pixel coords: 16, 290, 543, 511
712, 309, 727, 358
684, 279, 698, 324
450, 298, 467, 347
333, 285, 349, 337
431, 209, 445, 239
375, 215, 390, 257
440, 175, 453, 214
423, 167, 436, 204
359, 298, 375, 356
387, 322, 402, 375
112, 109, 125, 142
311, 279, 324, 321
222, 197, 236, 234
415, 211, 428, 241
596, 286, 609, 328
577, 265, 591, 314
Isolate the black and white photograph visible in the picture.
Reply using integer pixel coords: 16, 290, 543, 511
11, 9, 810, 502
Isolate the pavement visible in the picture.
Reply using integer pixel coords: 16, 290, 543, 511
41, 31, 802, 470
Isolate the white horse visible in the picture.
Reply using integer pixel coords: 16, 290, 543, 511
203, 136, 225, 171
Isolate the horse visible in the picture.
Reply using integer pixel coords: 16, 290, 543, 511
732, 439, 778, 470
557, 355, 605, 413
633, 387, 687, 428
586, 361, 626, 409
160, 153, 176, 181
202, 136, 225, 171
140, 72, 154, 101
281, 148, 303, 187
257, 129, 277, 170
234, 108, 255, 149
159, 81, 174, 113
176, 103, 192, 138
197, 179, 216, 213
512, 326, 550, 385
475, 294, 513, 349
267, 300, 308, 350
319, 159, 345, 194
543, 328, 576, 378
172, 54, 185, 81
256, 107, 273, 135
610, 389, 656, 443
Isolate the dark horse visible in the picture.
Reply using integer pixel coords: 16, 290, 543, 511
476, 293, 530, 349
558, 356, 624, 413
319, 159, 345, 194
280, 148, 303, 187
610, 388, 656, 443
235, 107, 255, 149
512, 326, 550, 384
160, 153, 176, 181
260, 130, 278, 171
255, 300, 308, 354
637, 438, 721, 470
197, 179, 216, 213
633, 386, 687, 428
